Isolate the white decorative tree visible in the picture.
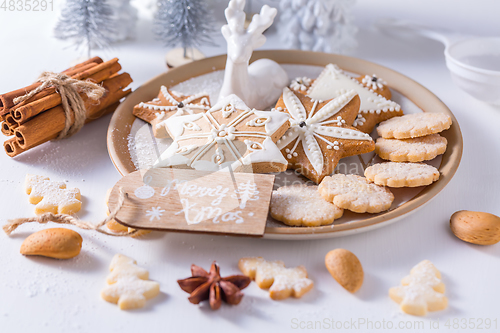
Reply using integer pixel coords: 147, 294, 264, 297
154, 0, 216, 59
278, 0, 357, 54
54, 0, 116, 58
108, 0, 138, 43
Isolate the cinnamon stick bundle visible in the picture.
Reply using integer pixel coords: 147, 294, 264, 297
14, 73, 132, 150
12, 58, 122, 124
0, 56, 103, 116
1, 57, 133, 157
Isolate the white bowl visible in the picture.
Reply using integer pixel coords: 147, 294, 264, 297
445, 37, 500, 105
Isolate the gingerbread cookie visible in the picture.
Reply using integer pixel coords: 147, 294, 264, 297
101, 254, 160, 310
290, 77, 313, 93
377, 113, 452, 139
156, 94, 290, 173
270, 184, 343, 227
133, 86, 210, 138
357, 74, 391, 99
375, 134, 447, 162
305, 64, 402, 134
275, 87, 374, 183
389, 260, 447, 316
318, 174, 394, 213
364, 162, 440, 187
238, 257, 314, 300
25, 174, 81, 215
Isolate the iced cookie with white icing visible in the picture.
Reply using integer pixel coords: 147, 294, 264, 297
133, 86, 210, 138
377, 113, 452, 139
155, 94, 290, 173
318, 174, 394, 213
375, 134, 447, 162
274, 87, 374, 184
305, 64, 403, 134
25, 174, 81, 215
270, 184, 343, 227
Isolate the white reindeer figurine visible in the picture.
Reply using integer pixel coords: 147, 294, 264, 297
218, 0, 288, 110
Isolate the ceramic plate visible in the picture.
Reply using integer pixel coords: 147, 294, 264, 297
107, 50, 463, 240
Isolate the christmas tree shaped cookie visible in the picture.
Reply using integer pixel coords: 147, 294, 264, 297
275, 87, 374, 183
133, 86, 210, 138
389, 260, 448, 316
101, 254, 160, 310
155, 94, 290, 173
298, 64, 403, 134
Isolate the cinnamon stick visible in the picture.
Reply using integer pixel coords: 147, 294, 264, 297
11, 59, 121, 124
0, 57, 103, 115
1, 122, 12, 136
4, 137, 26, 157
15, 73, 132, 150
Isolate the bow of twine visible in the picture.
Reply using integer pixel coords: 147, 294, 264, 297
13, 71, 105, 139
3, 189, 140, 237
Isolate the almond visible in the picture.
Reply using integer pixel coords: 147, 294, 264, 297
20, 228, 82, 259
325, 249, 364, 293
450, 210, 500, 245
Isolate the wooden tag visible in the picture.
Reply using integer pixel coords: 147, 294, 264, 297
107, 168, 275, 236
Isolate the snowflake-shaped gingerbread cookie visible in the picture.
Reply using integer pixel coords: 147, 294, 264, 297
389, 260, 448, 316
275, 87, 374, 183
25, 174, 81, 215
305, 64, 403, 134
133, 86, 210, 138
318, 174, 394, 213
238, 257, 314, 300
156, 94, 290, 173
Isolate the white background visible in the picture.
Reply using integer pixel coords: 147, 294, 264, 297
1, 1, 500, 332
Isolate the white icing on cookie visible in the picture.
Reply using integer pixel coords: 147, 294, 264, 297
277, 88, 371, 175
307, 64, 400, 117
156, 94, 289, 172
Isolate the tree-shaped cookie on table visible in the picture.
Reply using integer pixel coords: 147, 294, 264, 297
54, 0, 116, 58
154, 0, 216, 67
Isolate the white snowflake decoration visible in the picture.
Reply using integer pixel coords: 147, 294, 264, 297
146, 206, 165, 221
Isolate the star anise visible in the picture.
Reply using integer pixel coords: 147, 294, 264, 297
177, 261, 251, 310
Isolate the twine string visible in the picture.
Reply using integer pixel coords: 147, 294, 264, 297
13, 71, 105, 139
3, 188, 139, 237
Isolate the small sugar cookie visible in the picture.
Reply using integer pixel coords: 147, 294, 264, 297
25, 174, 81, 215
270, 185, 343, 227
101, 254, 160, 310
318, 174, 394, 213
389, 260, 448, 316
375, 134, 447, 162
238, 257, 314, 300
377, 113, 452, 139
364, 162, 440, 187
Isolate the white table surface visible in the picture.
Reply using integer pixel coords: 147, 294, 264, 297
1, 1, 500, 332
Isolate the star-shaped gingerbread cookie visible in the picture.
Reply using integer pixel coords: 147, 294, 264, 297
133, 86, 211, 138
155, 94, 290, 173
275, 87, 375, 184
290, 64, 403, 134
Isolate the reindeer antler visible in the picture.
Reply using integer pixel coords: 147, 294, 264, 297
222, 0, 277, 49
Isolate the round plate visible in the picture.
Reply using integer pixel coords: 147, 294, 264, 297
107, 50, 463, 240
